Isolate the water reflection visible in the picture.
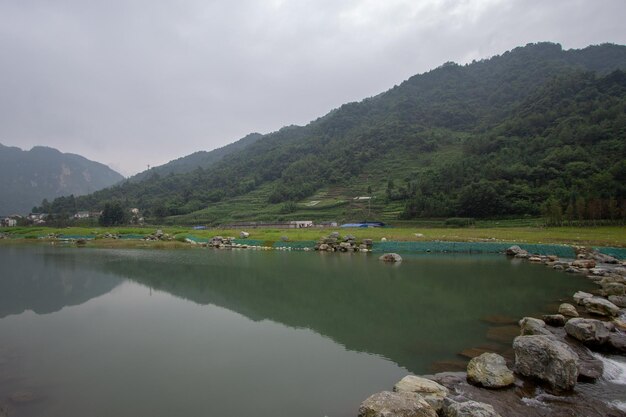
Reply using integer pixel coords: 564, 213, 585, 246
0, 246, 122, 318
0, 245, 598, 417
91, 247, 593, 373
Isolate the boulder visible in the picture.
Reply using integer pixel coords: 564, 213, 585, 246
505, 245, 525, 256
607, 333, 626, 353
564, 318, 610, 345
528, 256, 542, 262
466, 353, 514, 389
600, 282, 626, 296
444, 400, 501, 417
239, 231, 250, 239
379, 253, 402, 263
519, 317, 553, 337
572, 259, 596, 269
558, 303, 579, 317
358, 391, 436, 417
608, 295, 626, 308
542, 314, 566, 327
393, 375, 448, 411
318, 243, 329, 251
573, 291, 594, 305
513, 335, 579, 392
582, 297, 620, 317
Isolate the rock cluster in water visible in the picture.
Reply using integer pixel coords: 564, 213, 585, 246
314, 232, 373, 252
357, 244, 626, 417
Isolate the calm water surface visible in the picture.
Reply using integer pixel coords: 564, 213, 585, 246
0, 245, 595, 417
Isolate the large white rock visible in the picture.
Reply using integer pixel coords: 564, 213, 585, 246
466, 353, 515, 388
358, 391, 437, 417
582, 297, 620, 316
393, 375, 448, 411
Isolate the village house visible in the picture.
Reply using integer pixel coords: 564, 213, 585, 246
1, 217, 17, 227
74, 211, 91, 219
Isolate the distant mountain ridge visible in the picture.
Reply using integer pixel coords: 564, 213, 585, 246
42, 42, 626, 224
0, 144, 123, 214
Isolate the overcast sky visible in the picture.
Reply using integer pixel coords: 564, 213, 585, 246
1, 0, 625, 176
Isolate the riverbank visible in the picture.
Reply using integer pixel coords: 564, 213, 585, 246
1, 225, 626, 248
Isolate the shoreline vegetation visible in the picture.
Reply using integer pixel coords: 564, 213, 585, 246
1, 224, 626, 249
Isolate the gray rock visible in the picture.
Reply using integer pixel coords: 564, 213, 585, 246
573, 291, 594, 305
239, 231, 249, 238
393, 375, 448, 411
358, 391, 437, 417
564, 318, 610, 345
608, 295, 626, 308
542, 314, 566, 327
600, 282, 626, 296
466, 353, 515, 389
505, 245, 525, 256
607, 333, 626, 353
558, 303, 579, 317
519, 317, 553, 337
513, 335, 579, 392
582, 297, 620, 316
379, 253, 402, 262
444, 400, 502, 417
572, 259, 596, 269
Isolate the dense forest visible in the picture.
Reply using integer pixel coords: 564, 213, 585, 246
38, 42, 626, 224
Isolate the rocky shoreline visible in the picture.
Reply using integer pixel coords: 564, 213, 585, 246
357, 245, 626, 417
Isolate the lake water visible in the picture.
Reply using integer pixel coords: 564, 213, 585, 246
0, 245, 596, 417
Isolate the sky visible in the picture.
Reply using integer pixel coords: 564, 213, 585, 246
1, 0, 625, 176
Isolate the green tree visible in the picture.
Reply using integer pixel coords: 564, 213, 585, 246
99, 202, 126, 226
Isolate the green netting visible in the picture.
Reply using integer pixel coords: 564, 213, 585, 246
371, 241, 576, 258
594, 246, 626, 260
58, 234, 96, 240
118, 234, 146, 240
273, 240, 317, 249
233, 239, 264, 246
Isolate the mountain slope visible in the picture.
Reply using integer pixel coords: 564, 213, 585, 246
129, 132, 263, 182
0, 144, 124, 214
42, 42, 626, 223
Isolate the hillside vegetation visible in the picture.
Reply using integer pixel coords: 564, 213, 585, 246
39, 42, 626, 225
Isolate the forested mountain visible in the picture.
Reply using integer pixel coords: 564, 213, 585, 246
0, 144, 123, 214
129, 132, 263, 182
40, 42, 626, 224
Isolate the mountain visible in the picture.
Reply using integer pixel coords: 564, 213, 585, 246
128, 132, 263, 182
42, 42, 626, 224
0, 144, 124, 214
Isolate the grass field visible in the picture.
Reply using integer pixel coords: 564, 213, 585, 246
2, 224, 625, 248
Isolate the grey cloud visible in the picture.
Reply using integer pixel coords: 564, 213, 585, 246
0, 0, 625, 175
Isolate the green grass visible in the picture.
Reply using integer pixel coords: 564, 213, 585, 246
2, 224, 625, 248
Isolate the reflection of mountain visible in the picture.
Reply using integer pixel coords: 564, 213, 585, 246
0, 246, 122, 318
97, 250, 593, 373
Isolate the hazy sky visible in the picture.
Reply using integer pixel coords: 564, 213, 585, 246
1, 0, 625, 176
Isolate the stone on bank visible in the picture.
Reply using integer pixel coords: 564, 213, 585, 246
513, 335, 579, 392
466, 352, 514, 389
358, 391, 436, 417
393, 375, 449, 411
